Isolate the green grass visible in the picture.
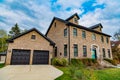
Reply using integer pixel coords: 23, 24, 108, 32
0, 63, 5, 68
55, 67, 120, 80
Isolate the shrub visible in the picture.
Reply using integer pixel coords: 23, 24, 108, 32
104, 58, 117, 66
80, 58, 98, 66
52, 58, 67, 67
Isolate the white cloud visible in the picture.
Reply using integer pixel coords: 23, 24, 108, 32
79, 0, 120, 37
0, 0, 120, 37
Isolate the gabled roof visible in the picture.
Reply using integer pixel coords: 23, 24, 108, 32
66, 13, 80, 21
45, 15, 111, 37
89, 23, 103, 29
7, 28, 55, 46
45, 17, 68, 36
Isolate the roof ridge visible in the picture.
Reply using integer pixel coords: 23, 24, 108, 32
65, 13, 80, 21
7, 28, 55, 46
89, 23, 103, 29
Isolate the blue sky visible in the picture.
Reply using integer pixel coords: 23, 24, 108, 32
0, 0, 120, 38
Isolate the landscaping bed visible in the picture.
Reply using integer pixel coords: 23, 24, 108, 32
55, 67, 120, 80
53, 58, 120, 80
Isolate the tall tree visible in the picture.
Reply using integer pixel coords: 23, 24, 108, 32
113, 29, 120, 41
0, 29, 8, 52
9, 23, 21, 37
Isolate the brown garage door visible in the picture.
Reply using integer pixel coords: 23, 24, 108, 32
11, 49, 30, 65
32, 50, 49, 64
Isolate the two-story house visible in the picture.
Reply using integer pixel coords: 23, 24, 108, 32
6, 13, 112, 65
46, 13, 112, 62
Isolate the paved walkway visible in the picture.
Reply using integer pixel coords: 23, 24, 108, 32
0, 65, 63, 80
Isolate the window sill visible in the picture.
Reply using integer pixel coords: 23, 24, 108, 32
64, 36, 68, 38
73, 36, 77, 38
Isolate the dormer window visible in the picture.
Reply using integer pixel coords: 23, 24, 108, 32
74, 18, 78, 23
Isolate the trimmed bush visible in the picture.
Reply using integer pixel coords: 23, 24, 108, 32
52, 58, 67, 67
80, 58, 98, 66
104, 58, 117, 66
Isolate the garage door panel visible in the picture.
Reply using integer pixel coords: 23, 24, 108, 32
11, 49, 30, 65
33, 50, 49, 64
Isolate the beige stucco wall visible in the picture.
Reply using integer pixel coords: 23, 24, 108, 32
6, 31, 54, 65
47, 19, 112, 60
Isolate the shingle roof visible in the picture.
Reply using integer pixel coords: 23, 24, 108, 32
89, 23, 103, 29
45, 15, 111, 37
66, 22, 111, 37
111, 40, 120, 47
7, 28, 55, 46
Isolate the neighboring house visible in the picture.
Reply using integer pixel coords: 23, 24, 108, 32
46, 13, 112, 62
0, 51, 6, 63
6, 28, 55, 65
111, 41, 120, 48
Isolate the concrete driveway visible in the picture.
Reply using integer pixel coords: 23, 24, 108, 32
0, 65, 63, 80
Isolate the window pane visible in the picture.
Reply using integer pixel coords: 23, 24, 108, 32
31, 35, 36, 39
92, 33, 96, 40
64, 45, 67, 56
74, 44, 78, 57
106, 37, 109, 43
101, 36, 104, 42
83, 45, 87, 57
64, 28, 67, 37
82, 31, 86, 38
74, 18, 78, 23
102, 48, 105, 58
73, 28, 77, 36
108, 49, 111, 58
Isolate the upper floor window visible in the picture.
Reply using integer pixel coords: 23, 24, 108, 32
108, 49, 111, 58
106, 37, 109, 43
74, 44, 78, 57
92, 33, 96, 40
74, 18, 78, 23
64, 44, 67, 57
100, 28, 102, 31
54, 22, 56, 27
102, 48, 105, 58
101, 36, 104, 42
73, 28, 77, 36
31, 35, 36, 39
83, 45, 87, 57
64, 28, 67, 37
82, 31, 86, 38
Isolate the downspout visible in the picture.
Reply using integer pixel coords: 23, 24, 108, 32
68, 25, 71, 64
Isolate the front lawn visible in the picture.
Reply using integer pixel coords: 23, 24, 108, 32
0, 63, 5, 68
56, 67, 120, 80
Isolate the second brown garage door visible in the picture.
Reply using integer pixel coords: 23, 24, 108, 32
32, 50, 49, 64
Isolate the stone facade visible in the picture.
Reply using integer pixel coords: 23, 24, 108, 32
46, 13, 112, 60
6, 30, 54, 65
